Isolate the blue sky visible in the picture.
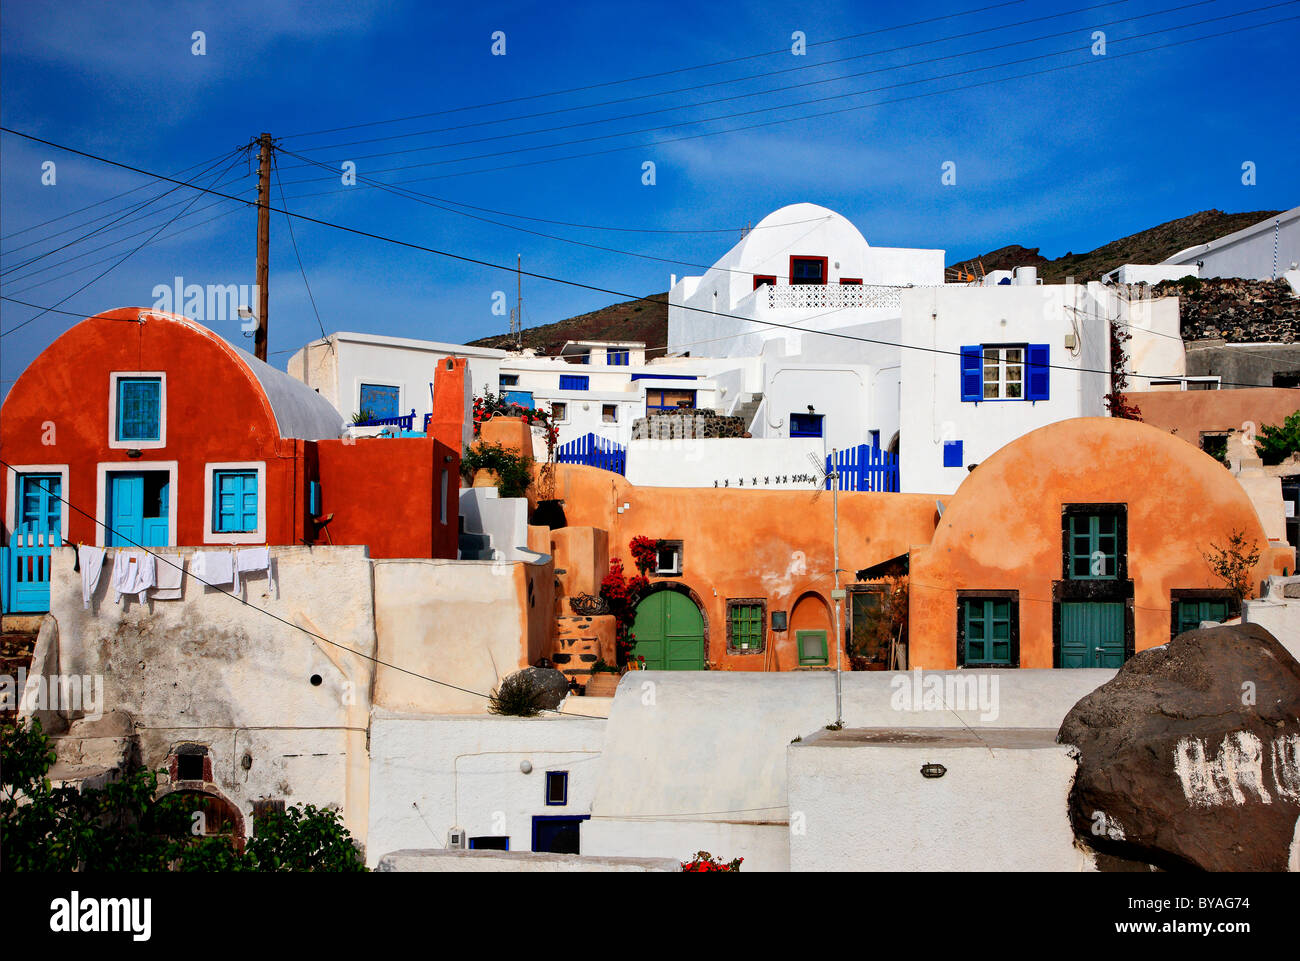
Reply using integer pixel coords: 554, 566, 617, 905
2, 0, 1297, 394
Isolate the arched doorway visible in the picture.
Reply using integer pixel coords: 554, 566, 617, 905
785, 592, 833, 669
631, 589, 706, 670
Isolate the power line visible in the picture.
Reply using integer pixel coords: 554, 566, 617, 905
281, 0, 1027, 140
271, 10, 1300, 189
0, 150, 242, 277
283, 0, 1142, 158
0, 125, 1287, 392
0, 156, 242, 338
0, 148, 241, 244
272, 153, 329, 344
0, 465, 595, 717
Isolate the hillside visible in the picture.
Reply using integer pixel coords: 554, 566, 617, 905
467, 292, 669, 355
951, 209, 1282, 283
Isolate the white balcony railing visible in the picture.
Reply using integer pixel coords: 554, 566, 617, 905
766, 283, 903, 311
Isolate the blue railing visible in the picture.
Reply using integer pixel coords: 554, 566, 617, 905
557, 432, 627, 475
827, 444, 899, 492
356, 408, 416, 431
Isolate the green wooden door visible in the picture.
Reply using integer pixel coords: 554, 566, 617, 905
1060, 602, 1125, 668
631, 592, 705, 670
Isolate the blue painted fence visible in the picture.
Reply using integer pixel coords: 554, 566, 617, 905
356, 408, 417, 431
827, 444, 899, 493
556, 432, 626, 475
2, 529, 61, 613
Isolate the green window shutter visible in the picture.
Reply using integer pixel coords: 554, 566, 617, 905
797, 630, 828, 666
1069, 513, 1118, 580
963, 599, 1013, 665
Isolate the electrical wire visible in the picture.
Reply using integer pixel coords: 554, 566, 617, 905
272, 153, 329, 344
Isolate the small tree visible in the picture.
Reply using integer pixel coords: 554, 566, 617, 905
1201, 529, 1262, 605
1254, 411, 1300, 466
488, 672, 548, 717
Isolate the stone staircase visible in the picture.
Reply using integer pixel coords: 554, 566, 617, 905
551, 616, 602, 690
732, 392, 763, 433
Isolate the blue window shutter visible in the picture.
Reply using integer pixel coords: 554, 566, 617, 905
960, 346, 982, 401
1026, 344, 1050, 401
559, 374, 589, 391
943, 440, 963, 467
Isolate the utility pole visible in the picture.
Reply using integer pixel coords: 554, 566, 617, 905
515, 254, 523, 349
831, 448, 844, 727
254, 132, 272, 361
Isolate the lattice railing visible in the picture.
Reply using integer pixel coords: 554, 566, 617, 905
766, 283, 903, 311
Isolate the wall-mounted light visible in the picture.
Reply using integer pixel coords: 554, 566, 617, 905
520, 760, 533, 774
921, 763, 947, 779
127, 449, 143, 459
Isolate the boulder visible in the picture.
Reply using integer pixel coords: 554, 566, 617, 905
513, 667, 571, 710
1058, 623, 1300, 871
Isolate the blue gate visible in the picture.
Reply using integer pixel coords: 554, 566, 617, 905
827, 444, 899, 492
556, 432, 626, 475
2, 528, 61, 613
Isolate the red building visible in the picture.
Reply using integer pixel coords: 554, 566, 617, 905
1, 308, 463, 611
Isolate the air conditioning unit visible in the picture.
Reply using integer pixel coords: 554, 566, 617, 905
448, 827, 468, 850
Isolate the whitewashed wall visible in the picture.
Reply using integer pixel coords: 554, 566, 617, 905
625, 437, 824, 489
1163, 206, 1300, 280
367, 713, 607, 867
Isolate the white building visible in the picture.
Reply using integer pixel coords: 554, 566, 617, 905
1161, 205, 1300, 283
669, 203, 1185, 495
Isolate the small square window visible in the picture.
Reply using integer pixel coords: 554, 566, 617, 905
753, 274, 777, 290
602, 404, 618, 423
213, 470, 259, 533
960, 597, 1015, 666
656, 543, 682, 575
943, 440, 963, 468
606, 351, 629, 366
727, 599, 766, 653
499, 374, 520, 387
177, 753, 205, 781
789, 413, 823, 437
790, 257, 826, 284
116, 376, 162, 442
551, 401, 568, 421
797, 630, 828, 666
545, 771, 568, 806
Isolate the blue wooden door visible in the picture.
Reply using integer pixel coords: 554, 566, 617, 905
4, 473, 63, 613
1060, 602, 1125, 668
17, 473, 62, 534
107, 472, 170, 547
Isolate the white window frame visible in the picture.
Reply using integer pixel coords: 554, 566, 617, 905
3, 464, 71, 541
655, 544, 682, 575
95, 461, 179, 547
550, 400, 569, 423
108, 371, 167, 449
203, 461, 267, 544
602, 404, 619, 424
355, 379, 403, 419
981, 345, 1025, 400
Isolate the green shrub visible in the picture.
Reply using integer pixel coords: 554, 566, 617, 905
461, 442, 534, 498
488, 672, 548, 717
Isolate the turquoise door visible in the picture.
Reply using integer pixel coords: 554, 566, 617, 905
631, 592, 705, 670
107, 471, 170, 546
1060, 602, 1125, 668
17, 473, 61, 535
5, 473, 63, 613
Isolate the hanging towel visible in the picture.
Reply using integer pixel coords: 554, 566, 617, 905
78, 545, 106, 609
234, 546, 274, 597
152, 554, 184, 600
190, 550, 234, 587
112, 550, 156, 604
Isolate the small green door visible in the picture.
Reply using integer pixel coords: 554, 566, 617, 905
630, 591, 705, 670
1060, 602, 1125, 668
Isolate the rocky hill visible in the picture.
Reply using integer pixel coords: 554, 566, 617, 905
951, 209, 1281, 283
468, 292, 669, 355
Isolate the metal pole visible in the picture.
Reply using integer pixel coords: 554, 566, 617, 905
254, 132, 272, 361
832, 447, 843, 726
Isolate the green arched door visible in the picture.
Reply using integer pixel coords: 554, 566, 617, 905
631, 591, 705, 670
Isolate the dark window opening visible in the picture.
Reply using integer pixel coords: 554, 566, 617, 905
177, 753, 205, 781
469, 836, 510, 850
840, 277, 863, 285
499, 374, 519, 386
545, 771, 569, 806
790, 256, 827, 285
789, 413, 824, 437
753, 274, 777, 290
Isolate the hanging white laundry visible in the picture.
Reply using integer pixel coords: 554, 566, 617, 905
152, 554, 184, 600
112, 550, 156, 604
78, 545, 106, 609
234, 546, 274, 597
190, 550, 234, 587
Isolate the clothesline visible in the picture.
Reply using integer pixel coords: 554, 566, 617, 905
74, 544, 275, 608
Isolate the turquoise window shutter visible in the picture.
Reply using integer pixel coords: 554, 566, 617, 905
1026, 344, 1050, 400
117, 377, 161, 441
959, 347, 982, 401
215, 470, 258, 533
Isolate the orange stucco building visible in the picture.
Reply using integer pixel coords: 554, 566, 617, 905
520, 416, 1287, 677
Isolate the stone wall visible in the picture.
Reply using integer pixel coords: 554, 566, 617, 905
1150, 277, 1300, 343
631, 409, 748, 439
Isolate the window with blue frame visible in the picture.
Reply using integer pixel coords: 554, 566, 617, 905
18, 473, 61, 533
213, 470, 258, 533
606, 350, 629, 366
960, 344, 1049, 402
359, 383, 399, 420
558, 374, 590, 391
116, 377, 162, 441
789, 413, 824, 437
499, 374, 519, 387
